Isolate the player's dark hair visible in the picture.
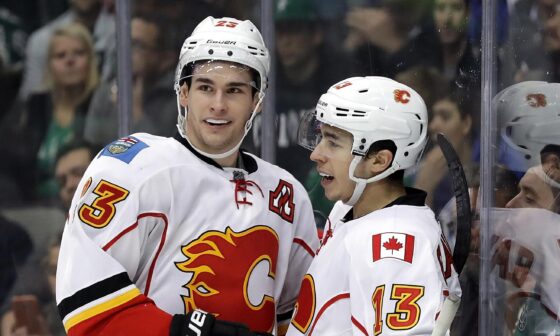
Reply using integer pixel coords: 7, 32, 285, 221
366, 140, 404, 183
179, 61, 260, 96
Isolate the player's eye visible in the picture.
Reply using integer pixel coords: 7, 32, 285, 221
197, 85, 212, 92
227, 87, 244, 94
327, 140, 340, 148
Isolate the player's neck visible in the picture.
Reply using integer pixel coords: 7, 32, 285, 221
353, 181, 406, 218
215, 151, 241, 168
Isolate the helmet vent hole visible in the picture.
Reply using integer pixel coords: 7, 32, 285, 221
525, 154, 531, 160
227, 51, 233, 56
415, 114, 421, 120
419, 124, 423, 134
248, 46, 257, 50
506, 126, 512, 136
408, 142, 414, 146
336, 107, 349, 112
208, 49, 214, 55
354, 110, 366, 114
336, 113, 348, 117
519, 145, 528, 150
359, 145, 365, 150
511, 117, 521, 122
404, 151, 409, 157
359, 89, 368, 93
361, 138, 366, 143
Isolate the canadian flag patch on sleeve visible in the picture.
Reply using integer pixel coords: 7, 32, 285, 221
372, 232, 415, 263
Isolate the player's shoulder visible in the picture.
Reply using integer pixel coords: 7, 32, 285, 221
345, 203, 441, 246
87, 133, 188, 181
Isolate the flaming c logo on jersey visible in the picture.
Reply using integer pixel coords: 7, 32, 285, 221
526, 93, 547, 107
175, 226, 279, 333
394, 89, 410, 104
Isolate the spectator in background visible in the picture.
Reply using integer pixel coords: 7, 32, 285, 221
0, 23, 99, 203
344, 0, 437, 77
18, 0, 113, 99
414, 87, 477, 215
248, 0, 353, 223
1, 232, 64, 336
84, 13, 178, 147
0, 145, 95, 336
505, 0, 560, 83
432, 0, 481, 90
0, 7, 27, 120
54, 140, 99, 210
0, 216, 33, 307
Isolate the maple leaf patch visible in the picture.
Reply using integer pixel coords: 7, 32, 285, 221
383, 236, 403, 254
373, 232, 415, 263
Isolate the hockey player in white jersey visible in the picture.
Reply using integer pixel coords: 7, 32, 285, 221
56, 16, 319, 336
288, 76, 461, 335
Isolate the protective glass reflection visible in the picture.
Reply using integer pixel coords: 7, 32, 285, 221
489, 206, 560, 334
297, 109, 323, 151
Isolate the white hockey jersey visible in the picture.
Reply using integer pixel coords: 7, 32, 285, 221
56, 133, 319, 335
287, 188, 461, 336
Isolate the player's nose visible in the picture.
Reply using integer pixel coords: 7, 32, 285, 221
310, 146, 326, 163
209, 91, 226, 113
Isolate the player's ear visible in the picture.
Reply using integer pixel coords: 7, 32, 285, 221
179, 83, 189, 108
369, 149, 393, 175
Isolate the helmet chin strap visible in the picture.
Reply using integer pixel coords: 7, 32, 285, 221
343, 156, 398, 206
176, 93, 264, 161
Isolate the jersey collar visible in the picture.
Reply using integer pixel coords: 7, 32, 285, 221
173, 133, 257, 174
341, 187, 427, 222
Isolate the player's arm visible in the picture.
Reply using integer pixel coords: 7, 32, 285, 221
55, 161, 175, 335
276, 184, 319, 331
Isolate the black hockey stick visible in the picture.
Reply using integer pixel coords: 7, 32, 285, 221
436, 133, 472, 274
431, 133, 473, 336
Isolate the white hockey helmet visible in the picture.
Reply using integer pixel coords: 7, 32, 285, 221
299, 76, 428, 204
174, 16, 270, 159
494, 81, 560, 172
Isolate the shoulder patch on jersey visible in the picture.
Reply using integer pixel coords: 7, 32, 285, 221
269, 179, 295, 223
372, 232, 415, 263
99, 136, 148, 164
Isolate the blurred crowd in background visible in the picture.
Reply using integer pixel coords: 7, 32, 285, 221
1, 0, 560, 335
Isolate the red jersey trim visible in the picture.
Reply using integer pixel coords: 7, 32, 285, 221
309, 293, 350, 335
102, 212, 169, 296
351, 316, 369, 336
293, 237, 316, 257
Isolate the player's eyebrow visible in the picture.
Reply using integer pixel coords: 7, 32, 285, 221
192, 77, 215, 85
193, 77, 251, 89
322, 130, 340, 141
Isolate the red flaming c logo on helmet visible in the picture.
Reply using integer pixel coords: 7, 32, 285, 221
175, 226, 279, 333
526, 93, 547, 107
334, 81, 352, 90
394, 89, 411, 104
